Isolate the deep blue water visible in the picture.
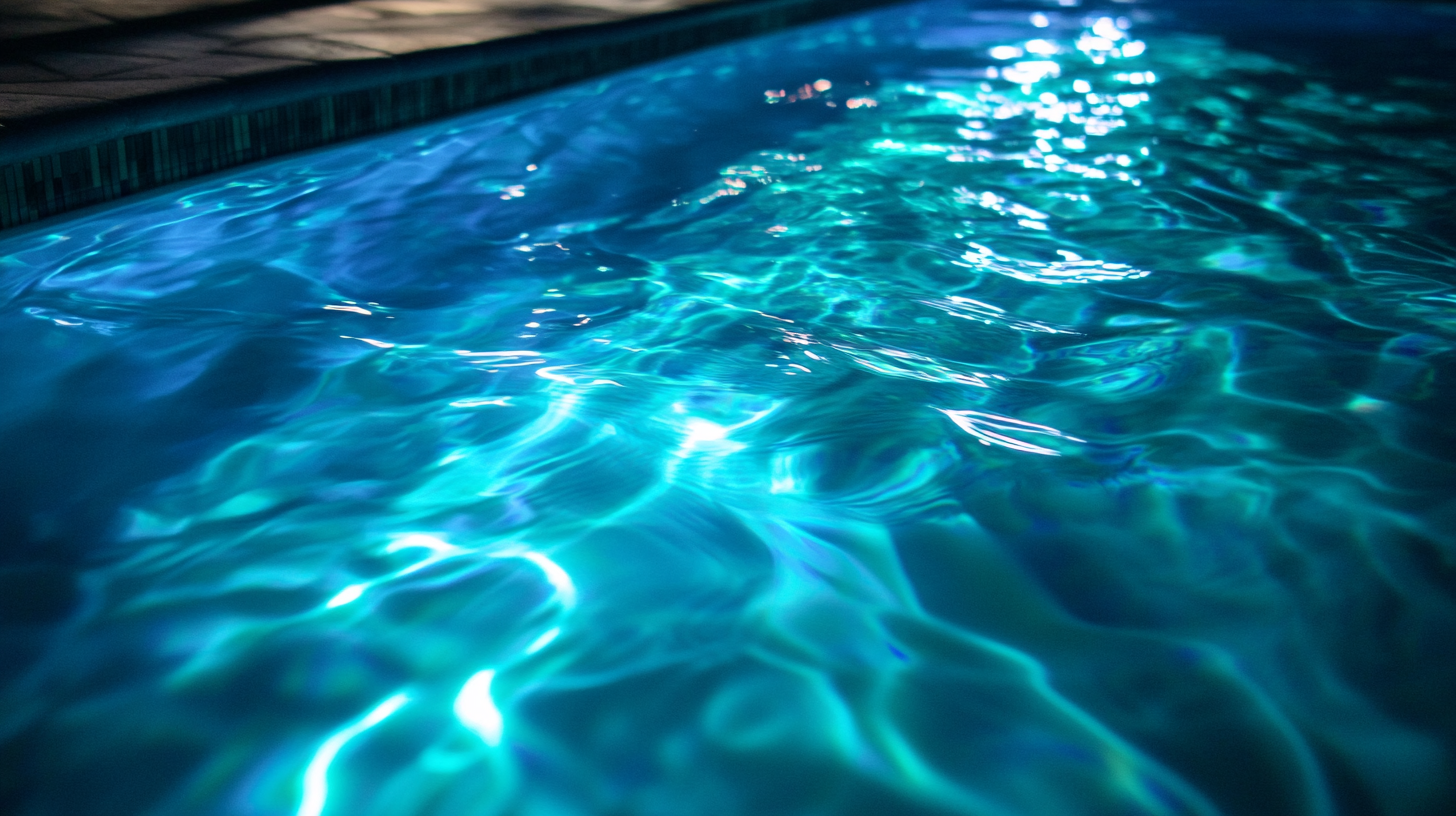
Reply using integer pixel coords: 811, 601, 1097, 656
2, 1, 1456, 814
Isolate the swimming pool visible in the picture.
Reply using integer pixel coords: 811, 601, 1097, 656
2, 1, 1454, 814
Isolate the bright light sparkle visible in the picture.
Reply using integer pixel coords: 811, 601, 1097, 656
325, 584, 366, 608
455, 670, 503, 746
526, 627, 561, 654
297, 694, 409, 816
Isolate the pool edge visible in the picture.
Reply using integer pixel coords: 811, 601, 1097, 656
0, 0, 907, 233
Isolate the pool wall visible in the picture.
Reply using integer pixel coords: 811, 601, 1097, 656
0, 0, 902, 232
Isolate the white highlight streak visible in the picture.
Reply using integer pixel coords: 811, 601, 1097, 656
526, 627, 561, 654
455, 670, 503, 746
520, 552, 577, 609
938, 409, 1085, 456
387, 534, 463, 575
297, 693, 409, 816
325, 584, 366, 608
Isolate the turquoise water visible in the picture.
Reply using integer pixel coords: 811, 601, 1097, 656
3, 1, 1456, 814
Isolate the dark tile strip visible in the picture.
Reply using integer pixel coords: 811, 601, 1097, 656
0, 0, 901, 232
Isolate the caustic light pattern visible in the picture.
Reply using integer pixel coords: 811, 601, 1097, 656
2, 1, 1455, 815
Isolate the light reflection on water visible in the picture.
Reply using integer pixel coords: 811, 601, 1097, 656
2, 1, 1455, 815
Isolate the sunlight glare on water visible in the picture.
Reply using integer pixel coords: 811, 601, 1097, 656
1, 1, 1455, 815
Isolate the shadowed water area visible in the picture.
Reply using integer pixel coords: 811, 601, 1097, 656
2, 1, 1456, 814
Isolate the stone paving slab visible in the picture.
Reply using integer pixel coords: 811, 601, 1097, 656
0, 0, 903, 230
0, 1, 723, 126
0, 0, 359, 43
0, 0, 343, 47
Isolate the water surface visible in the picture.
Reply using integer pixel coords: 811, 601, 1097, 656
2, 1, 1455, 814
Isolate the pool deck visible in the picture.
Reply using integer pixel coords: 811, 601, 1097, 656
0, 0, 900, 230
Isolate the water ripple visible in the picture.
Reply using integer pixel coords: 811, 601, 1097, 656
1, 2, 1454, 815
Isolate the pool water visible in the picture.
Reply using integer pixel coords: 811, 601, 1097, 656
3, 1, 1455, 814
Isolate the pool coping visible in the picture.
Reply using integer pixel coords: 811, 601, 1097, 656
0, 0, 904, 232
